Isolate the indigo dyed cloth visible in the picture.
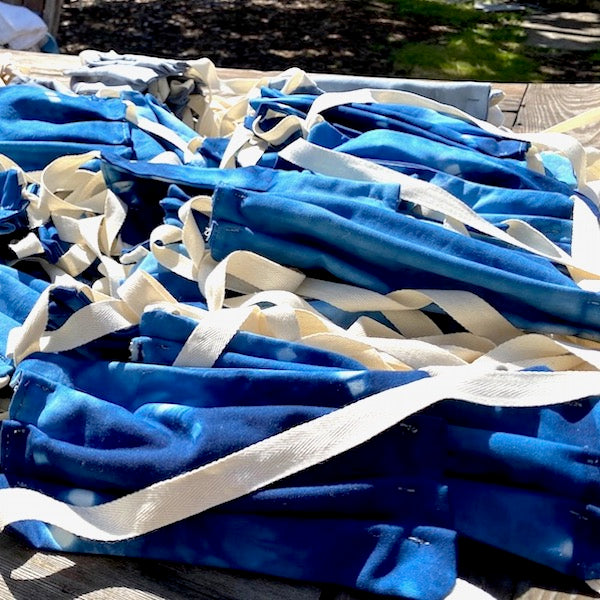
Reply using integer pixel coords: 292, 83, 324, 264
0, 86, 198, 170
3, 352, 600, 595
250, 88, 527, 159
207, 185, 599, 336
0, 80, 599, 600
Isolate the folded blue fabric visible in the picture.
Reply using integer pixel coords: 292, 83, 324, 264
101, 149, 400, 245
0, 86, 197, 170
5, 352, 600, 588
131, 309, 366, 369
208, 185, 598, 336
308, 74, 494, 120
251, 87, 527, 159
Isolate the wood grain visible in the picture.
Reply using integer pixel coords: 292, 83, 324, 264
0, 532, 321, 600
514, 581, 599, 600
496, 83, 529, 114
514, 83, 600, 147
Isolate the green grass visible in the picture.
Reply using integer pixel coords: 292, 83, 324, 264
386, 0, 543, 82
392, 0, 485, 28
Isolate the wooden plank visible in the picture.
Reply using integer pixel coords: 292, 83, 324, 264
514, 83, 600, 147
501, 111, 518, 130
42, 0, 63, 38
495, 83, 528, 129
516, 590, 598, 600
0, 532, 321, 600
1, 50, 79, 86
514, 577, 598, 600
496, 83, 528, 114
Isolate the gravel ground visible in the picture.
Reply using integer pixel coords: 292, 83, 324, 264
57, 0, 599, 80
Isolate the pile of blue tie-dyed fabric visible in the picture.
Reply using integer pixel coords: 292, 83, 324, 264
0, 54, 599, 600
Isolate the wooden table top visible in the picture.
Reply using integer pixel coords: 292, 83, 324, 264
0, 50, 599, 600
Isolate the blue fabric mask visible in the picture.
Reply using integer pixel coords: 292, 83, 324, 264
208, 185, 599, 336
1, 80, 599, 600
5, 353, 600, 589
250, 87, 528, 159
0, 86, 198, 171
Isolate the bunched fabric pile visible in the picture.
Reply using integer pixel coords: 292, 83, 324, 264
0, 55, 599, 600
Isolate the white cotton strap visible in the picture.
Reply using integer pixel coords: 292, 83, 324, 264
201, 250, 306, 311
278, 138, 600, 281
587, 579, 600, 594
180, 196, 211, 266
303, 88, 502, 137
473, 333, 600, 371
383, 309, 442, 338
102, 190, 128, 255
174, 306, 260, 368
124, 102, 203, 164
252, 112, 306, 146
522, 132, 587, 186
36, 153, 132, 292
219, 125, 256, 169
38, 153, 101, 214
1, 369, 600, 541
543, 106, 600, 136
301, 331, 406, 370
147, 195, 213, 284
150, 224, 196, 281
297, 278, 402, 312
56, 244, 97, 278
117, 269, 178, 317
174, 273, 599, 371
6, 287, 53, 365
296, 279, 519, 343
419, 289, 521, 344
6, 281, 139, 365
446, 579, 497, 600
8, 232, 44, 259
570, 195, 600, 289
38, 301, 137, 355
222, 282, 510, 352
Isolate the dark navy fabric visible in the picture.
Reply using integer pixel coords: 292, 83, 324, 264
0, 170, 28, 237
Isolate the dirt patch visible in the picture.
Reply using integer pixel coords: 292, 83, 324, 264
58, 0, 416, 75
57, 0, 599, 81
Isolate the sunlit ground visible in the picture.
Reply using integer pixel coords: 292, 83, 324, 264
58, 0, 600, 82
